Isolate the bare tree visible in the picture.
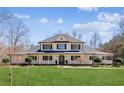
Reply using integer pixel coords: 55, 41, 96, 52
78, 33, 82, 40
119, 18, 124, 36
5, 18, 30, 52
90, 32, 101, 49
72, 31, 77, 39
0, 8, 12, 41
0, 8, 12, 23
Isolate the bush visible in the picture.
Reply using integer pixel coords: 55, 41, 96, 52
114, 58, 123, 63
113, 57, 123, 67
93, 57, 102, 63
2, 58, 10, 64
25, 57, 32, 65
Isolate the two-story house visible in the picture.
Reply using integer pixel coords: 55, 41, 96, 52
8, 34, 113, 65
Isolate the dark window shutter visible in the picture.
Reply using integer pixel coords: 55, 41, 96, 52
51, 44, 52, 49
43, 44, 44, 49
65, 44, 66, 49
79, 44, 80, 49
57, 44, 58, 49
71, 44, 72, 49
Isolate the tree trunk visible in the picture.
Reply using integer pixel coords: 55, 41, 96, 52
9, 63, 12, 86
26, 66, 29, 85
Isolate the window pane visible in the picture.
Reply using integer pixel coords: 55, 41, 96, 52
57, 44, 66, 50
43, 56, 52, 61
106, 56, 112, 60
71, 56, 80, 61
71, 56, 74, 60
43, 44, 52, 50
49, 56, 52, 60
71, 44, 80, 50
43, 56, 48, 60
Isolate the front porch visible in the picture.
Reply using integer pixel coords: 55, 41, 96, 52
9, 52, 93, 65
8, 52, 113, 65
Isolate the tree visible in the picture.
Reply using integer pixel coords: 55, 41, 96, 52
72, 31, 77, 39
119, 18, 124, 36
2, 57, 13, 86
90, 32, 102, 49
0, 8, 12, 23
4, 18, 30, 52
78, 33, 82, 40
0, 8, 12, 48
25, 56, 32, 85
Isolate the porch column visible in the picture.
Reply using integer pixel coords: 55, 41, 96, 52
38, 55, 40, 64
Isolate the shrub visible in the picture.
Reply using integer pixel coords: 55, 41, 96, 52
2, 58, 10, 64
93, 57, 102, 63
25, 57, 32, 65
113, 57, 123, 67
114, 58, 123, 63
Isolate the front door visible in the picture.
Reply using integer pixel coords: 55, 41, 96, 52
59, 55, 65, 65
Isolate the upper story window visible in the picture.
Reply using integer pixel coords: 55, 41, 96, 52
57, 44, 66, 50
43, 44, 52, 50
71, 44, 80, 50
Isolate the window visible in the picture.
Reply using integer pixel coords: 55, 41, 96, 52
57, 44, 66, 50
43, 56, 53, 61
71, 56, 75, 61
31, 56, 37, 60
102, 56, 105, 60
71, 44, 80, 50
43, 44, 52, 50
49, 56, 52, 60
89, 56, 92, 60
102, 56, 112, 60
106, 56, 112, 60
43, 56, 48, 60
71, 56, 80, 61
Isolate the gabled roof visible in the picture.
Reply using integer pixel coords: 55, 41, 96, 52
38, 34, 84, 43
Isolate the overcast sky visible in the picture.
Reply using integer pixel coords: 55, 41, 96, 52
7, 7, 124, 45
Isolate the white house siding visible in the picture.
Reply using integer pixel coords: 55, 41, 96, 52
11, 55, 27, 64
97, 55, 113, 64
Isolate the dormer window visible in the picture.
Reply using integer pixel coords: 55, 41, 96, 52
43, 44, 52, 50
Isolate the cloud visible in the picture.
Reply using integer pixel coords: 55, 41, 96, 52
39, 17, 49, 24
73, 21, 114, 32
13, 13, 30, 19
72, 21, 116, 43
78, 7, 99, 12
56, 18, 63, 24
97, 12, 124, 23
72, 12, 124, 43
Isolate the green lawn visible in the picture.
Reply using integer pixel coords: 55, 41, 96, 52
0, 66, 124, 86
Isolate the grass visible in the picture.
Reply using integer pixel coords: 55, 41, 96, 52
0, 66, 124, 86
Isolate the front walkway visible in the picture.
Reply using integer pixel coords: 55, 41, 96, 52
57, 65, 124, 69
